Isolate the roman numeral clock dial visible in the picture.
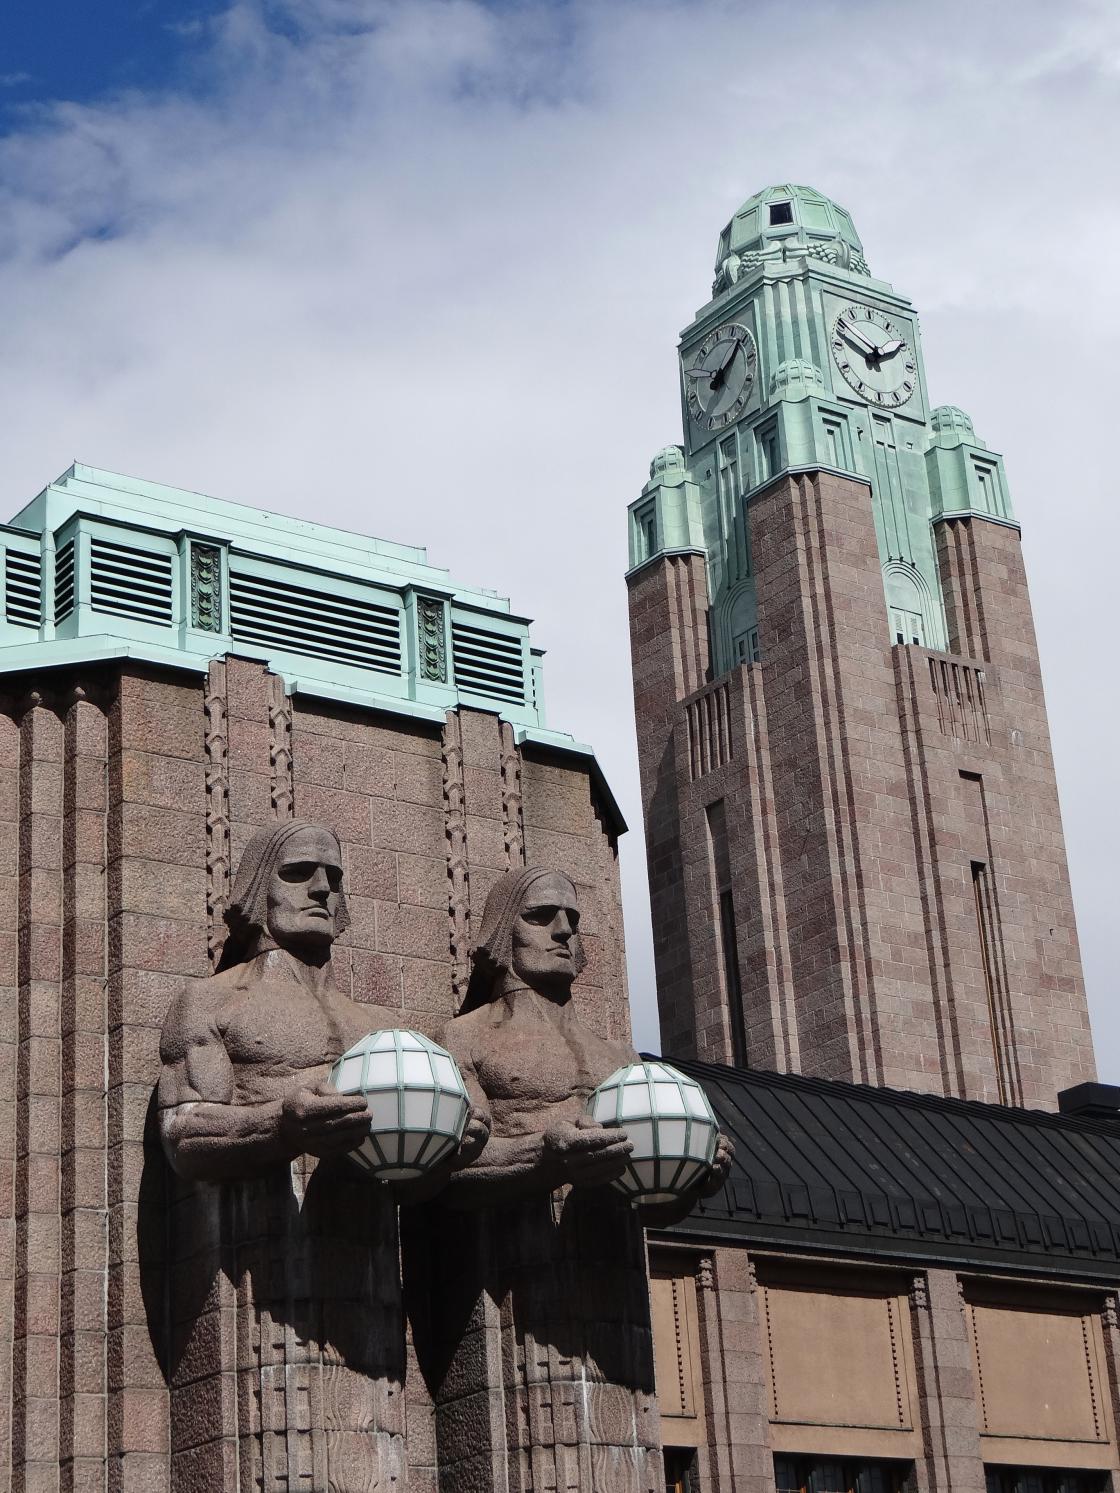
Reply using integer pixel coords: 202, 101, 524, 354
831, 304, 916, 408
684, 321, 758, 432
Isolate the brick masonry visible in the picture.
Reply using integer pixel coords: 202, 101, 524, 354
0, 656, 635, 1492
628, 468, 1095, 1106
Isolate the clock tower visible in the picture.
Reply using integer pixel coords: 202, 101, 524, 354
627, 184, 1094, 1107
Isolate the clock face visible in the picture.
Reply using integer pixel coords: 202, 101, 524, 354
684, 321, 758, 431
831, 304, 917, 409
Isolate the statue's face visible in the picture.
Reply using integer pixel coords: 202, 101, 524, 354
510, 872, 581, 996
265, 826, 344, 953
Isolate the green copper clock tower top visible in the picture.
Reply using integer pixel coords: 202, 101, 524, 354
626, 184, 1093, 1111
631, 183, 1013, 675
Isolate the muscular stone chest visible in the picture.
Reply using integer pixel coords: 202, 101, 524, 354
219, 981, 381, 1086
473, 1011, 633, 1117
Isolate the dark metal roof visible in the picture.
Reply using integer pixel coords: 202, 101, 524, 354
649, 1055, 1120, 1280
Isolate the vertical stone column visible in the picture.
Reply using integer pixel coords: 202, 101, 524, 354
14, 696, 64, 1493
909, 1271, 985, 1493
108, 668, 209, 1493
664, 664, 799, 1070
60, 689, 109, 1493
0, 706, 20, 1493
223, 657, 275, 875
933, 516, 1093, 1106
1098, 1294, 1120, 1481
692, 1250, 773, 1493
628, 553, 711, 1059
750, 470, 939, 1091
735, 665, 798, 1073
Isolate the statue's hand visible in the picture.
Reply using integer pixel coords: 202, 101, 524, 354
698, 1131, 735, 1197
543, 1115, 632, 1187
456, 1105, 490, 1166
280, 1085, 370, 1159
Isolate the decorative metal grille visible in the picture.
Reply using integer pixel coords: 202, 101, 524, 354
4, 549, 42, 628
229, 565, 402, 675
90, 537, 174, 625
451, 620, 526, 705
54, 540, 75, 622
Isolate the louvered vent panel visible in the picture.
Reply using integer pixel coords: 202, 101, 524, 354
54, 540, 76, 621
452, 621, 526, 705
5, 549, 42, 628
229, 567, 402, 675
90, 538, 174, 625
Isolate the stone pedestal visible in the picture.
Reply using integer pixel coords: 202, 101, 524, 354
418, 1191, 661, 1492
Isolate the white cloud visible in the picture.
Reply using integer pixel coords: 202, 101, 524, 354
2, 0, 1118, 1070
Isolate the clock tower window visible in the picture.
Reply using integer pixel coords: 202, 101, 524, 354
734, 627, 760, 665
718, 437, 739, 510
758, 420, 781, 482
769, 201, 793, 225
637, 504, 658, 562
891, 607, 925, 647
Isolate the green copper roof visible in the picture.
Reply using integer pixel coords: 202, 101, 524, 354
0, 464, 625, 831
714, 184, 869, 291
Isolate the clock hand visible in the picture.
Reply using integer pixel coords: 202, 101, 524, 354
875, 337, 905, 359
685, 365, 713, 380
837, 320, 880, 358
706, 336, 743, 391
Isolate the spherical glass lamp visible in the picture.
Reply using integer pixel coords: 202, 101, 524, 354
328, 1029, 470, 1180
588, 1061, 719, 1205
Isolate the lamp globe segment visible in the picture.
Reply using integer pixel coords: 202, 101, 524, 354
588, 1061, 720, 1205
328, 1029, 470, 1181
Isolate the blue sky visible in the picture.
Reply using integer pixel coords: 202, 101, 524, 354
2, 0, 1119, 1067
0, 2, 229, 128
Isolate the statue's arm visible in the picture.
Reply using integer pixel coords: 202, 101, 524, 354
157, 983, 296, 1181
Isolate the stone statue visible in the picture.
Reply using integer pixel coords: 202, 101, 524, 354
159, 821, 384, 1181
158, 820, 481, 1492
440, 866, 732, 1208
420, 868, 731, 1491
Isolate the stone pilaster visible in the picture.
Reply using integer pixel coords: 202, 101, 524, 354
0, 705, 20, 1493
627, 553, 711, 1058
691, 1249, 773, 1493
908, 1271, 985, 1493
60, 690, 109, 1493
14, 697, 65, 1493
108, 668, 209, 1493
750, 470, 940, 1090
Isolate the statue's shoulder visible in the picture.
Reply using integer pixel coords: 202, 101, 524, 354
439, 1003, 489, 1059
159, 965, 246, 1055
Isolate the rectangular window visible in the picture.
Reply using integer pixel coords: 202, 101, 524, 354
890, 607, 924, 646
822, 412, 852, 471
664, 1449, 696, 1493
735, 625, 761, 664
718, 434, 739, 508
638, 505, 658, 559
774, 1457, 910, 1493
769, 201, 794, 225
706, 799, 747, 1066
985, 1469, 1106, 1493
759, 421, 780, 480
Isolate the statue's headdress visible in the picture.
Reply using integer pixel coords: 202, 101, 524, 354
460, 866, 585, 1012
217, 820, 350, 971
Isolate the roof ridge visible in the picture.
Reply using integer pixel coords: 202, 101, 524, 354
641, 1052, 1120, 1138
